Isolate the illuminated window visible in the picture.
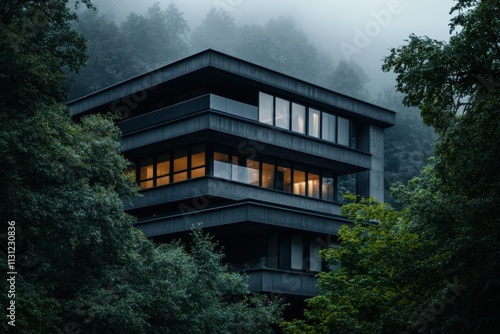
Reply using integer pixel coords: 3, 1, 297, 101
191, 144, 205, 179
291, 103, 306, 134
259, 92, 274, 125
308, 168, 320, 199
262, 157, 275, 189
275, 97, 290, 129
293, 164, 307, 196
246, 159, 260, 186
308, 108, 320, 138
139, 157, 154, 189
156, 153, 170, 186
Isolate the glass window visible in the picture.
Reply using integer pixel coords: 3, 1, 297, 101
322, 112, 336, 142
231, 154, 245, 183
275, 97, 290, 129
338, 117, 350, 146
191, 145, 205, 179
262, 158, 275, 189
246, 159, 260, 186
139, 157, 154, 189
308, 168, 320, 199
173, 149, 188, 172
214, 151, 231, 179
322, 171, 335, 202
309, 238, 322, 272
259, 92, 274, 125
157, 153, 170, 176
191, 145, 205, 168
276, 161, 292, 193
293, 164, 307, 196
291, 103, 306, 134
291, 235, 304, 270
308, 108, 320, 138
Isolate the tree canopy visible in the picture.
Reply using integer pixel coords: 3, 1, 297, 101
283, 0, 500, 332
0, 1, 282, 332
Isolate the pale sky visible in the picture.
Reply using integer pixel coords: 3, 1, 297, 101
92, 0, 457, 93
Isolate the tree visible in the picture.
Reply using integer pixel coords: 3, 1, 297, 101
284, 0, 499, 333
329, 60, 370, 100
0, 1, 282, 332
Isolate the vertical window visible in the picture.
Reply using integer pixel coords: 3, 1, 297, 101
259, 92, 274, 125
261, 157, 275, 189
322, 112, 336, 142
308, 108, 320, 138
291, 235, 304, 270
214, 149, 231, 179
173, 148, 188, 182
291, 103, 306, 134
337, 117, 350, 146
191, 144, 206, 179
276, 161, 292, 193
246, 159, 260, 186
275, 97, 290, 129
308, 168, 320, 199
231, 154, 245, 183
322, 171, 335, 202
293, 164, 307, 196
309, 238, 322, 272
139, 157, 154, 189
156, 153, 170, 186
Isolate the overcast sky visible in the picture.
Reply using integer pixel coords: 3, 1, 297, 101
93, 0, 457, 92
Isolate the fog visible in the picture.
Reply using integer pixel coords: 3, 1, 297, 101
88, 0, 456, 95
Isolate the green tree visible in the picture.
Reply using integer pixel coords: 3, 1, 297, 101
0, 1, 282, 332
284, 0, 499, 333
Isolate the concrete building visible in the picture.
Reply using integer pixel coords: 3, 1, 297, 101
68, 49, 395, 315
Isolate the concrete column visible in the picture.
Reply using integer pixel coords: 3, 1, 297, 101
356, 124, 385, 202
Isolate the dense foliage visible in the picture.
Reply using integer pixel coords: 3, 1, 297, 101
283, 0, 499, 333
0, 1, 281, 332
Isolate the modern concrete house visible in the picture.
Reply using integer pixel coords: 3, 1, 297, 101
68, 49, 395, 315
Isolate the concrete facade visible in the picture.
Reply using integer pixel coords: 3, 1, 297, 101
68, 49, 395, 312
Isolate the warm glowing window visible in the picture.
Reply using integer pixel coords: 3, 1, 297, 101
262, 158, 275, 189
308, 168, 320, 199
139, 157, 154, 189
293, 165, 307, 196
246, 159, 260, 186
191, 144, 205, 179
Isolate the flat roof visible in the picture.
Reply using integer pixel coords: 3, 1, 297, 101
68, 49, 395, 127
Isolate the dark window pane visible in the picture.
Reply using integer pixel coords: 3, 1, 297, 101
276, 161, 292, 193
338, 117, 350, 146
322, 171, 335, 202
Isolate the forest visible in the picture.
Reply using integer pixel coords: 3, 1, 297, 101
1, 0, 498, 333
